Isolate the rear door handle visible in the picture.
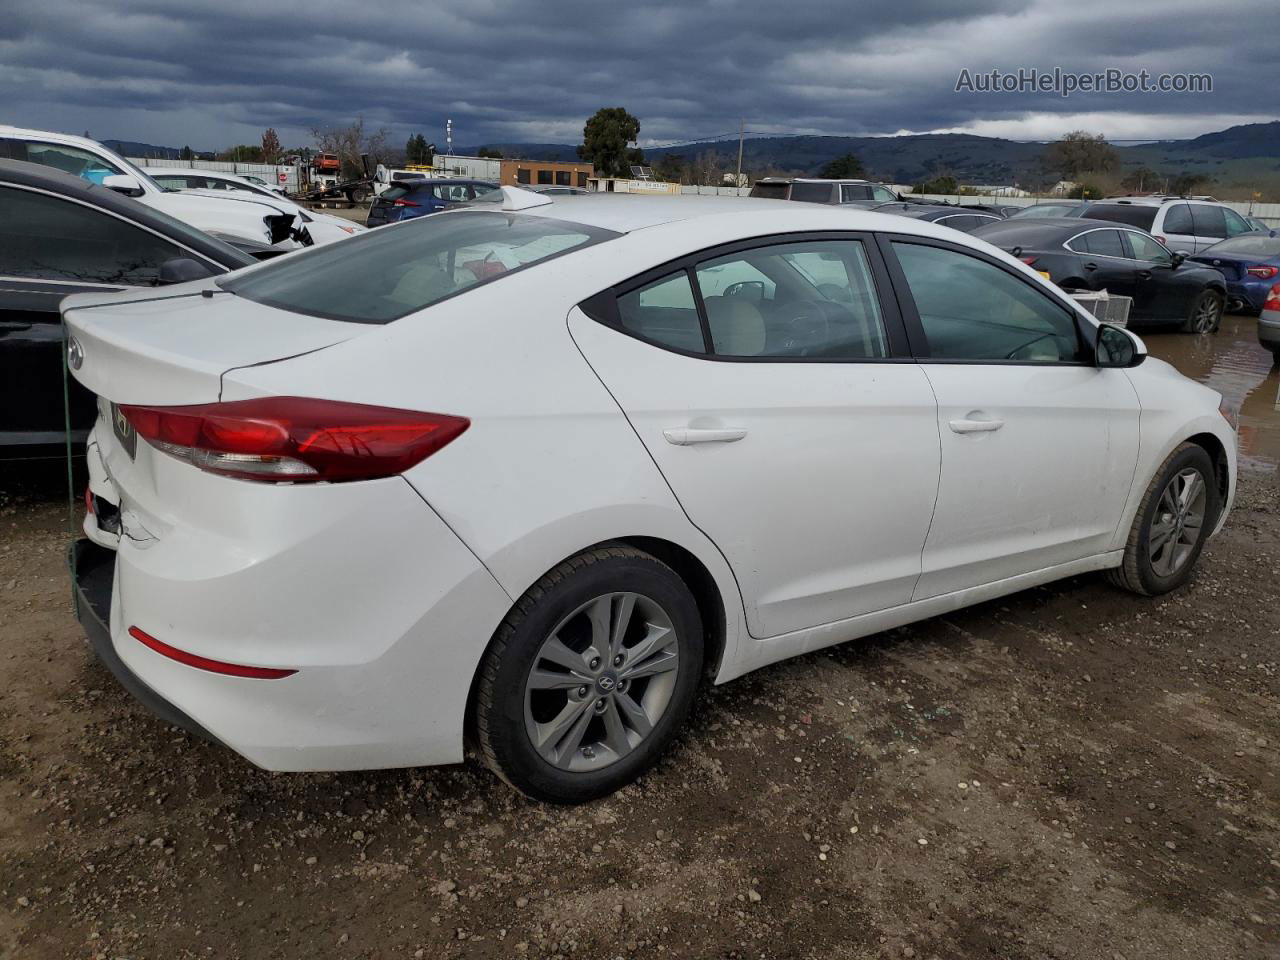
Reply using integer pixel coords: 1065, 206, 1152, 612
1138, 270, 1152, 280
663, 427, 747, 445
1083, 262, 1098, 271
949, 417, 1004, 434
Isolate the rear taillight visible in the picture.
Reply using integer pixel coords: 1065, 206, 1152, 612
1018, 255, 1039, 266
1246, 265, 1279, 279
1265, 282, 1280, 312
392, 198, 420, 207
119, 397, 469, 484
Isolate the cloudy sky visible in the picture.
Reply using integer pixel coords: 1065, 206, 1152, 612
2, 0, 1272, 152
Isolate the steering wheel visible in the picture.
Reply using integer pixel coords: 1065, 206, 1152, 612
777, 299, 832, 356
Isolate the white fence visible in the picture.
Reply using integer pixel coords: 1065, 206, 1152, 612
129, 157, 300, 193
676, 184, 1280, 225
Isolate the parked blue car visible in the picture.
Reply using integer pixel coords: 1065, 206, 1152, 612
1188, 231, 1280, 314
365, 178, 500, 227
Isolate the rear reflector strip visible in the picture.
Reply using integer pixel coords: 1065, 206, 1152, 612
128, 626, 297, 679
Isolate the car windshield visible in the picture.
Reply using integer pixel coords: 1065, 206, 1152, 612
1081, 204, 1157, 230
219, 210, 618, 324
1203, 234, 1280, 257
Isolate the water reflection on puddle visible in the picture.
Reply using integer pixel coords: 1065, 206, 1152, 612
1142, 312, 1279, 475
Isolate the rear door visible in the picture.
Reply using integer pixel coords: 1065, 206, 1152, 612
570, 233, 941, 639
883, 237, 1139, 598
1160, 203, 1197, 252
0, 184, 204, 444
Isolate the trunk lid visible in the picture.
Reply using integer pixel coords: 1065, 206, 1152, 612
62, 280, 358, 406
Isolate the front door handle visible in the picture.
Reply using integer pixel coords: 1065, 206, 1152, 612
949, 417, 1004, 434
1083, 262, 1098, 271
663, 427, 747, 445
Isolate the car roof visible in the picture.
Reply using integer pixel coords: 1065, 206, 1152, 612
0, 124, 111, 152
0, 159, 254, 267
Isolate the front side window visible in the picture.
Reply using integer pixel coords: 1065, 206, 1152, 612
872, 186, 897, 202
616, 273, 706, 353
1163, 203, 1194, 235
0, 186, 187, 285
1223, 208, 1252, 237
892, 241, 1082, 363
21, 141, 123, 185
220, 211, 615, 324
1124, 232, 1173, 264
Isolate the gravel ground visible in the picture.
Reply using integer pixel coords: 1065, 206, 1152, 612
1, 318, 1279, 959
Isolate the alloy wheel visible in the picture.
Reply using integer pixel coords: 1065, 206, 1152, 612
1193, 296, 1220, 333
1148, 467, 1207, 577
523, 592, 680, 772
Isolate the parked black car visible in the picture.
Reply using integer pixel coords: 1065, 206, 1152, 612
1005, 200, 1092, 220
0, 160, 256, 453
870, 202, 1006, 233
971, 217, 1227, 333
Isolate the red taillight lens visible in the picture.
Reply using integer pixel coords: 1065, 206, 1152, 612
392, 198, 420, 207
1246, 265, 1279, 279
119, 397, 469, 483
129, 626, 296, 679
1018, 255, 1039, 266
1265, 282, 1280, 312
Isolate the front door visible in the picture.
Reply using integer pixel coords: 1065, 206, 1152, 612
570, 234, 941, 638
884, 237, 1140, 599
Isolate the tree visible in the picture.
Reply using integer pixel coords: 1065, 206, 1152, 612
179, 145, 194, 161
578, 107, 643, 178
1169, 171, 1214, 196
220, 144, 264, 162
405, 133, 434, 165
476, 146, 503, 159
818, 153, 865, 179
1121, 165, 1158, 193
1042, 131, 1119, 180
653, 152, 687, 183
311, 118, 391, 179
260, 128, 282, 164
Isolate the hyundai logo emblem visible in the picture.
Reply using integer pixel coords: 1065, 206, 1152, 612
67, 336, 84, 371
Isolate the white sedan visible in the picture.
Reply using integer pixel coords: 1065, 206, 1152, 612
64, 189, 1236, 803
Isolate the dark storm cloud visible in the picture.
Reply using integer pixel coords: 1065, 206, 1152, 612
0, 0, 1270, 150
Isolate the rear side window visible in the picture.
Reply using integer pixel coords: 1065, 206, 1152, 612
0, 186, 188, 285
892, 242, 1082, 363
789, 183, 832, 203
1082, 203, 1157, 231
840, 184, 871, 202
220, 211, 616, 324
1070, 229, 1126, 257
749, 182, 789, 200
617, 273, 705, 353
1163, 204, 1194, 235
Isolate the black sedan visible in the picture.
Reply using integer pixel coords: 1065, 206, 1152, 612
871, 202, 1006, 233
972, 217, 1228, 333
0, 160, 256, 453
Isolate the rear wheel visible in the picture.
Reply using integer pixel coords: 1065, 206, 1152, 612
1181, 289, 1223, 334
474, 545, 703, 803
1107, 443, 1219, 596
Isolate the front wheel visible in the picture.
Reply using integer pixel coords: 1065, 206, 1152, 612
1107, 443, 1220, 596
473, 545, 703, 803
1182, 289, 1223, 334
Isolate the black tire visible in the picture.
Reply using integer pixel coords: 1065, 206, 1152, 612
474, 544, 703, 803
346, 187, 368, 204
1106, 442, 1220, 596
1181, 289, 1223, 334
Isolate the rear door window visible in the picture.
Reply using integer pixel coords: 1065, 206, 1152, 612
1190, 205, 1227, 239
1074, 229, 1127, 258
0, 186, 187, 285
617, 273, 706, 353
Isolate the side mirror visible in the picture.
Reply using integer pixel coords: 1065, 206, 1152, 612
157, 257, 215, 285
102, 174, 143, 198
1096, 323, 1146, 368
1170, 251, 1187, 268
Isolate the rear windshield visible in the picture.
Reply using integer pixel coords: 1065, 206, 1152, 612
1081, 203, 1157, 230
219, 210, 617, 324
1202, 234, 1280, 257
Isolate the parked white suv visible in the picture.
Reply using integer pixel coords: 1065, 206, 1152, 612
1080, 196, 1256, 254
0, 127, 306, 250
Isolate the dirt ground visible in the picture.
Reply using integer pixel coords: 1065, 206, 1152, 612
1, 315, 1278, 960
